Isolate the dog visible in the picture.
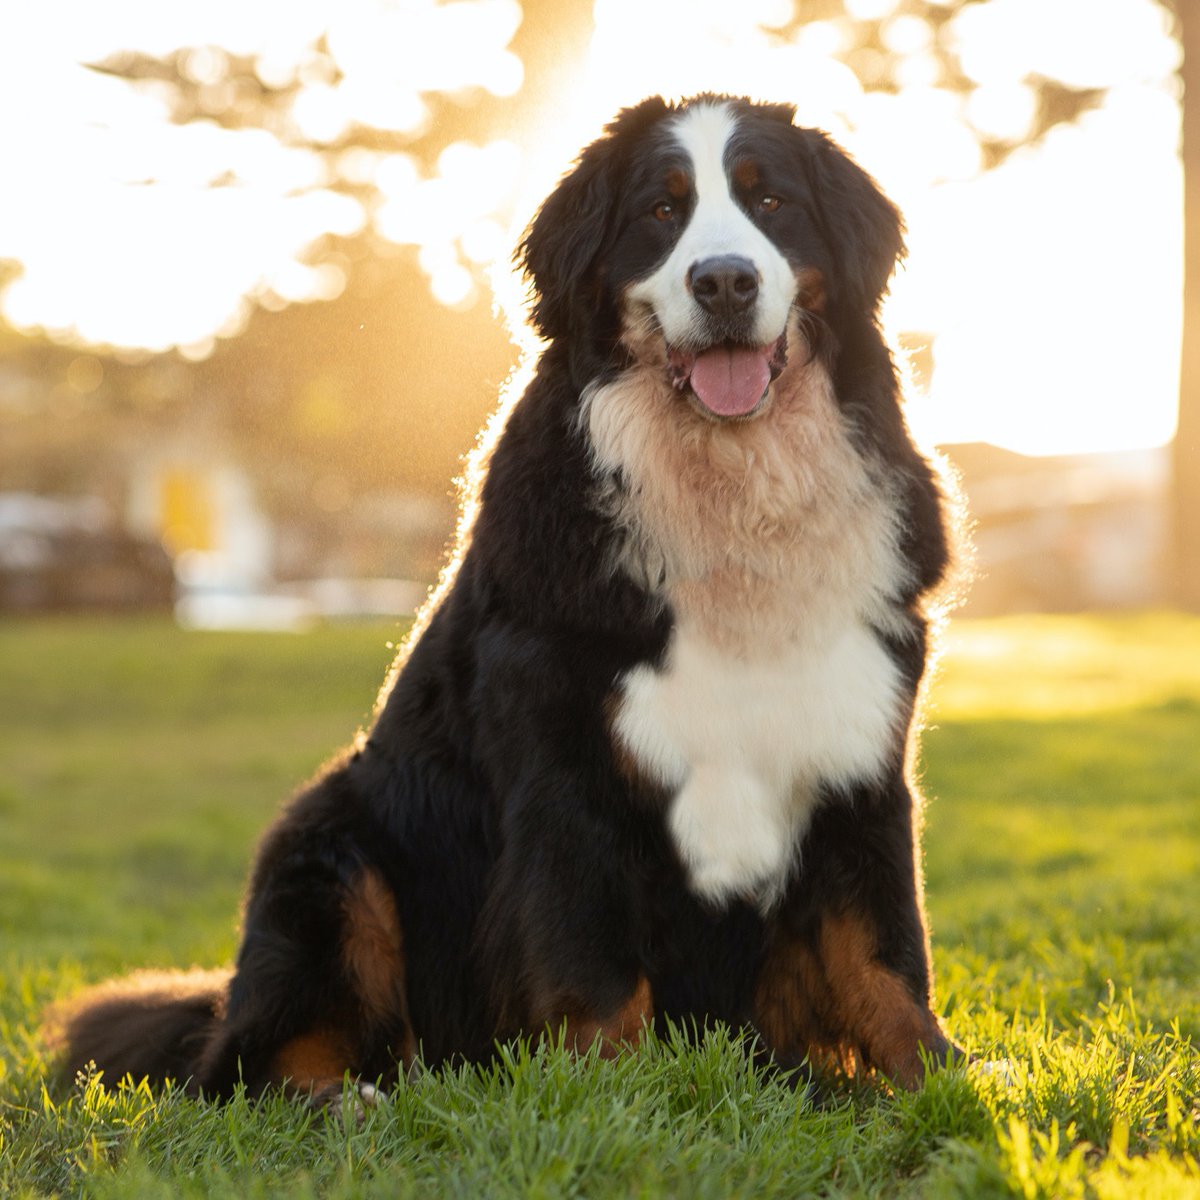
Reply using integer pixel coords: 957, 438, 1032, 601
56, 93, 962, 1109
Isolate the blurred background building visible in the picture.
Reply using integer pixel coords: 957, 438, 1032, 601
0, 0, 1191, 625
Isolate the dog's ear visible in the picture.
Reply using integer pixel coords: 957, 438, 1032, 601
806, 131, 906, 315
517, 149, 614, 342
518, 96, 671, 342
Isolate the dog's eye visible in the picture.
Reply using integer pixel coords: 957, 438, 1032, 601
652, 201, 676, 222
758, 195, 782, 214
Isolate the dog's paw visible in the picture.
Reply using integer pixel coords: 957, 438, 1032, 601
309, 1079, 384, 1125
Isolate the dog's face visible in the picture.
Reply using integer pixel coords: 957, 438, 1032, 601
520, 95, 904, 415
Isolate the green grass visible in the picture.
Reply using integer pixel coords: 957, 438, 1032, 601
2, 613, 1198, 1198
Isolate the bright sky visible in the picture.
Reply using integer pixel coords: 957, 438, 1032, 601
0, 0, 1183, 456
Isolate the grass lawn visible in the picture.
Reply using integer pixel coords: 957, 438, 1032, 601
1, 612, 1197, 1198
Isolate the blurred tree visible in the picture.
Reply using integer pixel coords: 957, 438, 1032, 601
84, 0, 595, 312
783, 0, 1107, 167
84, 0, 1113, 313
55, 0, 599, 506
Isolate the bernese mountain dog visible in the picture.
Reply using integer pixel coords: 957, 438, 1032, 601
56, 94, 962, 1110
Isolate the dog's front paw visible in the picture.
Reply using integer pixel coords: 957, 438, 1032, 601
309, 1079, 384, 1125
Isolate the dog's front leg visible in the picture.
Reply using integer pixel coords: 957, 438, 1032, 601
753, 775, 960, 1088
479, 769, 654, 1056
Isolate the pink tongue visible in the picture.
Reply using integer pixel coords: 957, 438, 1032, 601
689, 345, 772, 416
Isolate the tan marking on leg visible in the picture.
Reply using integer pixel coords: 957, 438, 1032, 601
271, 1028, 351, 1096
559, 976, 654, 1058
753, 927, 861, 1078
753, 930, 827, 1061
819, 912, 948, 1088
341, 867, 417, 1066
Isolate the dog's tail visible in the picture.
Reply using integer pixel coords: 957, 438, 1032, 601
47, 968, 231, 1091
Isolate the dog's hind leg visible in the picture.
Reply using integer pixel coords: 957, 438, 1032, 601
194, 796, 417, 1110
196, 872, 416, 1111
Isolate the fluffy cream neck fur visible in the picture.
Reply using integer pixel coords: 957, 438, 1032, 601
582, 334, 910, 656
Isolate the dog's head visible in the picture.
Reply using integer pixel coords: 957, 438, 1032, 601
518, 94, 904, 414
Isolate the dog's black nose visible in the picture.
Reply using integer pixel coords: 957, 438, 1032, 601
689, 255, 759, 318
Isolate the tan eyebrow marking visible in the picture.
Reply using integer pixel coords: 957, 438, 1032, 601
733, 158, 761, 190
665, 167, 689, 199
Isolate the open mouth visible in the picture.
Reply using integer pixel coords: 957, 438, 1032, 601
667, 333, 788, 418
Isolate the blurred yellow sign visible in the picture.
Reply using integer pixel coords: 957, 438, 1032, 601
159, 469, 216, 554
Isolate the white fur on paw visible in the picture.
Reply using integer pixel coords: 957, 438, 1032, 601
320, 1080, 383, 1125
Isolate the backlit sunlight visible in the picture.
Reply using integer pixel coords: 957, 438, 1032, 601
0, 0, 1183, 456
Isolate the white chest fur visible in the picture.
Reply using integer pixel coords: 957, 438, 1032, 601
586, 349, 912, 907
615, 617, 902, 905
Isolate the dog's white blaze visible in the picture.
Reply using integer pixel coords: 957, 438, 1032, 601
626, 102, 796, 349
588, 349, 912, 909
